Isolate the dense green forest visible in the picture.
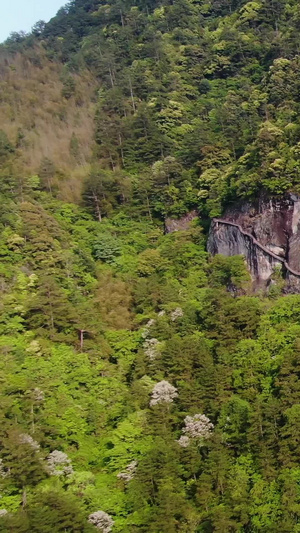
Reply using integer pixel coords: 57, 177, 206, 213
2, 0, 300, 531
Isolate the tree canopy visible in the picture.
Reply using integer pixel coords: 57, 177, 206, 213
0, 0, 300, 530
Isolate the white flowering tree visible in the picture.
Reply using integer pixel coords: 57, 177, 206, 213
117, 460, 137, 482
150, 380, 178, 406
170, 307, 184, 321
178, 414, 214, 446
177, 435, 190, 448
143, 338, 161, 360
183, 414, 214, 439
141, 318, 156, 339
47, 450, 73, 476
19, 434, 40, 451
32, 387, 45, 402
88, 510, 114, 532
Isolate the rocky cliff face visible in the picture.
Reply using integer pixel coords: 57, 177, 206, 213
208, 194, 300, 291
165, 210, 198, 233
208, 220, 284, 283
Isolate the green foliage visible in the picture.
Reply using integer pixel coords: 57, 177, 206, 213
61, 75, 76, 100
5, 0, 300, 217
0, 189, 299, 531
93, 234, 121, 264
0, 130, 14, 159
3, 0, 300, 530
208, 254, 251, 291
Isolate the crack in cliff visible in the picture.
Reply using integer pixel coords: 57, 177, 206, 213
284, 229, 290, 264
212, 219, 300, 278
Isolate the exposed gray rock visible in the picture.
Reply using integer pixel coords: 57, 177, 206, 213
208, 193, 300, 292
222, 194, 300, 266
207, 220, 284, 284
165, 210, 198, 233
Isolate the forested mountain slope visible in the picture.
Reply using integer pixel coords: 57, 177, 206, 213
1, 1, 300, 532
4, 0, 300, 218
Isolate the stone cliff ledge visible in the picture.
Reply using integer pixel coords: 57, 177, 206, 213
207, 194, 300, 291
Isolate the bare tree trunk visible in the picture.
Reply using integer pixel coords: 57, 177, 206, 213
31, 403, 35, 434
92, 192, 102, 222
128, 76, 136, 113
22, 488, 27, 508
80, 329, 85, 351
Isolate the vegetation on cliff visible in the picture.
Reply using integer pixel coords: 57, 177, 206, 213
1, 0, 300, 531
